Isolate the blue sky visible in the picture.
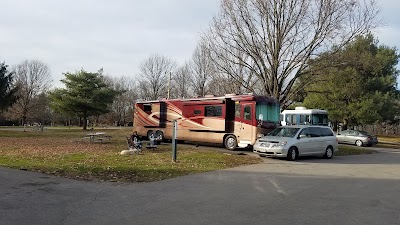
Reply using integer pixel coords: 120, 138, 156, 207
0, 0, 399, 89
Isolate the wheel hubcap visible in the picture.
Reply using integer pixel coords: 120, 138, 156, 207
227, 138, 235, 148
327, 149, 333, 157
291, 150, 296, 159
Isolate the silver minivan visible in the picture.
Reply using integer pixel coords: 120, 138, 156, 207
253, 125, 338, 160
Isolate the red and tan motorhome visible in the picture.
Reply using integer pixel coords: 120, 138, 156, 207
133, 94, 280, 150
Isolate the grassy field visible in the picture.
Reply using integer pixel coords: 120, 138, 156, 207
376, 136, 400, 149
0, 127, 397, 182
0, 127, 261, 182
336, 145, 377, 155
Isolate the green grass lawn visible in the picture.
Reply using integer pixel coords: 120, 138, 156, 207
336, 145, 378, 156
1, 126, 395, 182
0, 127, 261, 182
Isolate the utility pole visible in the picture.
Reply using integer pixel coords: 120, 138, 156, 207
167, 72, 171, 99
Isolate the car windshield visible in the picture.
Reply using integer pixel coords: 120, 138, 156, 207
267, 127, 300, 138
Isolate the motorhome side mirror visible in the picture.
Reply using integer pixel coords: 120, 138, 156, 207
258, 114, 263, 121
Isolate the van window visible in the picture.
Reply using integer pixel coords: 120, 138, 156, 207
299, 115, 311, 124
311, 114, 329, 125
286, 114, 296, 125
310, 127, 321, 137
299, 128, 311, 137
320, 128, 334, 136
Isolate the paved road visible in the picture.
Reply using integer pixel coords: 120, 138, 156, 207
1, 150, 400, 225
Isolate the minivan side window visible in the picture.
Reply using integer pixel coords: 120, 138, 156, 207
309, 127, 321, 137
320, 128, 334, 136
299, 128, 311, 138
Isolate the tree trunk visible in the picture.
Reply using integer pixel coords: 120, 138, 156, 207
342, 119, 348, 131
22, 115, 27, 126
83, 113, 87, 130
332, 121, 338, 132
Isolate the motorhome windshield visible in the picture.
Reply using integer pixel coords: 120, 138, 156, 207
312, 114, 329, 125
256, 102, 280, 123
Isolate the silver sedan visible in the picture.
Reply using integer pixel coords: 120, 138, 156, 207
336, 130, 378, 147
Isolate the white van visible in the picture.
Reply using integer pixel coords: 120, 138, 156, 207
253, 125, 338, 160
280, 107, 329, 126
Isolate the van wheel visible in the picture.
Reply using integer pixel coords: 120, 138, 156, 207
287, 147, 298, 161
324, 146, 334, 159
224, 135, 237, 150
355, 140, 363, 147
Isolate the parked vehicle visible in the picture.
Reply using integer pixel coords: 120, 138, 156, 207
134, 94, 280, 150
280, 107, 329, 126
336, 130, 378, 147
253, 125, 338, 160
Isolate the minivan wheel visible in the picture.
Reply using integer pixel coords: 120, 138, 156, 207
355, 140, 363, 147
287, 147, 298, 161
324, 146, 334, 159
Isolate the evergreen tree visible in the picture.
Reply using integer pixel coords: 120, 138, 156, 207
49, 69, 120, 130
0, 61, 18, 111
302, 34, 399, 129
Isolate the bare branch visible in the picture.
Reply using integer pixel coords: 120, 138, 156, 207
202, 0, 379, 106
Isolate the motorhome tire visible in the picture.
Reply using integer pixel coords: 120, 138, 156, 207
224, 135, 237, 150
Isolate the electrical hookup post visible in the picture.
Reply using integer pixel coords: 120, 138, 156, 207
172, 120, 178, 162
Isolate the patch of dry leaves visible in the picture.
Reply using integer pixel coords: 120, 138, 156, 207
0, 136, 113, 156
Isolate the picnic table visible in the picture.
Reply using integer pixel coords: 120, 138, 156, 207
82, 132, 112, 143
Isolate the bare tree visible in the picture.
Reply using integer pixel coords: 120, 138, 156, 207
10, 60, 52, 125
172, 62, 193, 98
202, 0, 379, 108
102, 75, 137, 126
139, 54, 177, 100
191, 41, 216, 96
208, 49, 261, 95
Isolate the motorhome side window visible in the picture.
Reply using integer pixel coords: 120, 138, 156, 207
205, 106, 222, 117
286, 114, 296, 125
144, 104, 152, 112
235, 104, 241, 117
299, 115, 310, 124
244, 105, 251, 120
